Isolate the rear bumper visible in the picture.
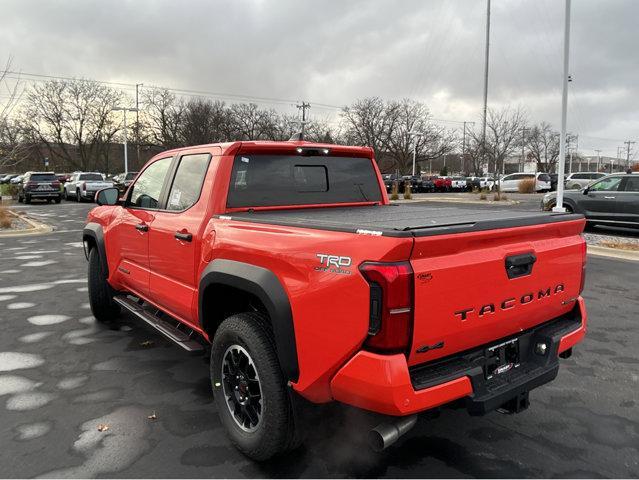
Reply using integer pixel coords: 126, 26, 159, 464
330, 297, 587, 416
26, 191, 61, 198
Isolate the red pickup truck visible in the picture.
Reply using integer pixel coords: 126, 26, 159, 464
84, 141, 587, 460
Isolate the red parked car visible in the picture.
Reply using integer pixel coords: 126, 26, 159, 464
84, 141, 587, 460
425, 175, 452, 192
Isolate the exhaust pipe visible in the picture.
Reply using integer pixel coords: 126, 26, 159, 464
368, 415, 418, 452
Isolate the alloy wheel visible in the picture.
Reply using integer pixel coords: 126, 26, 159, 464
221, 344, 263, 432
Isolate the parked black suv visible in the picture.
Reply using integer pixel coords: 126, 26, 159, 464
17, 172, 62, 204
541, 173, 639, 228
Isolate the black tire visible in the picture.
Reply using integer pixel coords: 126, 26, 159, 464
64, 190, 68, 200
211, 312, 300, 461
76, 190, 82, 202
55, 196, 61, 204
17, 194, 23, 203
25, 195, 31, 204
87, 248, 120, 322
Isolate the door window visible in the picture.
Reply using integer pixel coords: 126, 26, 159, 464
623, 176, 639, 192
589, 176, 623, 192
128, 157, 172, 209
166, 154, 211, 211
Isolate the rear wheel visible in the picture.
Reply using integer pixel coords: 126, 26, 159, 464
87, 248, 120, 322
76, 190, 82, 202
25, 195, 31, 204
211, 312, 300, 461
55, 196, 61, 204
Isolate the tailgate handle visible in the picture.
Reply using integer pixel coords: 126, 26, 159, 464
505, 253, 536, 279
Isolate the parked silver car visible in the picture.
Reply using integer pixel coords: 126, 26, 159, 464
564, 172, 606, 190
64, 172, 113, 202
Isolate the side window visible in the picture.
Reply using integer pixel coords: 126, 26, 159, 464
128, 157, 172, 209
502, 175, 514, 182
166, 154, 211, 211
623, 176, 639, 192
589, 176, 623, 192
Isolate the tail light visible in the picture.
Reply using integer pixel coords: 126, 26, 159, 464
26, 181, 36, 189
82, 182, 86, 191
579, 235, 587, 294
359, 261, 414, 353
52, 181, 60, 188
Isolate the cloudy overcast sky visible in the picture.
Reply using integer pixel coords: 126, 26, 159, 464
1, 0, 637, 157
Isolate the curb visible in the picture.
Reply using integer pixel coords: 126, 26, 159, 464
586, 245, 639, 262
0, 210, 54, 237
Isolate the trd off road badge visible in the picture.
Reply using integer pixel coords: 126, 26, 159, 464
315, 254, 352, 275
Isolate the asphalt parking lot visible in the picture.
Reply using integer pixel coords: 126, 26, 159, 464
0, 200, 638, 478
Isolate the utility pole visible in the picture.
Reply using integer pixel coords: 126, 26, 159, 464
113, 107, 139, 174
135, 83, 143, 166
553, 0, 571, 213
624, 140, 635, 170
481, 0, 491, 175
594, 149, 601, 171
296, 102, 310, 139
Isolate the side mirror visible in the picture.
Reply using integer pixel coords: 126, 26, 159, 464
582, 187, 589, 195
96, 187, 120, 206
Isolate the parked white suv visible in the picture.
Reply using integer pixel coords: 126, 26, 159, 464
450, 176, 467, 191
64, 172, 113, 202
499, 172, 552, 192
564, 172, 606, 190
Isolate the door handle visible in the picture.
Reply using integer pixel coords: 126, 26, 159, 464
174, 231, 193, 242
135, 223, 149, 232
604, 196, 615, 199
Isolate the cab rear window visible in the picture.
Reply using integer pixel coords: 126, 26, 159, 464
30, 174, 56, 181
227, 154, 382, 208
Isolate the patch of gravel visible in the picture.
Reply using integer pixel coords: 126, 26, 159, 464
583, 232, 639, 249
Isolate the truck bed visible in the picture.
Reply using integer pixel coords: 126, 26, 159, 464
223, 203, 583, 237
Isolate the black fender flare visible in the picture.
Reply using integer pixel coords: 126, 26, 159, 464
82, 222, 109, 275
199, 259, 299, 382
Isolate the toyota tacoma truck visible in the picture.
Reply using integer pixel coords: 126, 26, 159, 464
83, 141, 588, 460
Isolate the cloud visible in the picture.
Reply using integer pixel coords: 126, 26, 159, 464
1, 0, 637, 156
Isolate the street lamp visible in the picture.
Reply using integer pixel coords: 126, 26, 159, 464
408, 131, 423, 176
112, 107, 139, 174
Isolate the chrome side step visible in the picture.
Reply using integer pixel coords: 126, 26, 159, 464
113, 295, 205, 353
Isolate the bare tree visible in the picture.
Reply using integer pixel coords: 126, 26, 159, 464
382, 99, 455, 174
228, 103, 279, 140
341, 97, 397, 160
525, 122, 577, 173
140, 87, 185, 149
482, 106, 528, 175
179, 98, 229, 145
0, 58, 28, 170
21, 78, 123, 171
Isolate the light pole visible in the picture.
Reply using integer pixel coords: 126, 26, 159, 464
594, 149, 601, 171
553, 0, 571, 213
113, 107, 138, 174
408, 131, 423, 176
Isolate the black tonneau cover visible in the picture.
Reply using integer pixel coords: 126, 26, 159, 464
220, 203, 583, 237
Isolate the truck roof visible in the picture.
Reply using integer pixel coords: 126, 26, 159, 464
160, 140, 374, 158
221, 203, 583, 238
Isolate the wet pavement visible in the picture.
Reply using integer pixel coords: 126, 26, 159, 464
0, 201, 637, 478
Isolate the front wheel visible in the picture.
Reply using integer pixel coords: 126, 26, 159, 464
87, 248, 120, 322
211, 312, 300, 461
76, 190, 82, 202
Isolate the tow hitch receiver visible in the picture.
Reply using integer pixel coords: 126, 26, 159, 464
497, 391, 530, 414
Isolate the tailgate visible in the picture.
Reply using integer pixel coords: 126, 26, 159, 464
408, 218, 585, 367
